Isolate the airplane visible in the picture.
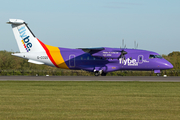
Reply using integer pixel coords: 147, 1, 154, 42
7, 19, 173, 76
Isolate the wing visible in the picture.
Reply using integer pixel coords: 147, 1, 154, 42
78, 47, 105, 53
78, 47, 121, 59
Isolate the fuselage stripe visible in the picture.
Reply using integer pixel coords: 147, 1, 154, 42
37, 38, 59, 68
45, 45, 69, 69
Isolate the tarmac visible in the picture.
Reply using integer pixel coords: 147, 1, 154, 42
0, 76, 179, 82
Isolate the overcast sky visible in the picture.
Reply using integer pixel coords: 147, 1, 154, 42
0, 0, 180, 55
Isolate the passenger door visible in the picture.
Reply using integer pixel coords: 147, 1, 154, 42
69, 54, 75, 67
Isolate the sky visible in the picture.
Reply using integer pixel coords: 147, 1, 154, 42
0, 0, 180, 55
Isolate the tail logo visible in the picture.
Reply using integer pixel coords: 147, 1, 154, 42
18, 26, 32, 52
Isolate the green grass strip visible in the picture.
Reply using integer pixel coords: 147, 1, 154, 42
0, 81, 180, 120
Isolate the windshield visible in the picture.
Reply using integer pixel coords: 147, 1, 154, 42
149, 54, 163, 59
155, 55, 163, 59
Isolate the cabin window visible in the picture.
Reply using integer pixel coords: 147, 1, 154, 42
87, 57, 89, 60
81, 57, 83, 60
149, 55, 155, 59
93, 57, 96, 60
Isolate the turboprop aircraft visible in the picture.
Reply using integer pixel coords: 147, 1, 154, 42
7, 19, 173, 76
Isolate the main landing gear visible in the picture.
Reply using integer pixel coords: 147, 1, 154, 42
101, 72, 107, 76
94, 70, 107, 76
94, 71, 100, 76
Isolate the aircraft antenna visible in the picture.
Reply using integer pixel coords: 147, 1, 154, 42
117, 39, 127, 60
137, 43, 138, 49
122, 39, 126, 49
122, 39, 124, 49
134, 40, 138, 49
134, 41, 136, 49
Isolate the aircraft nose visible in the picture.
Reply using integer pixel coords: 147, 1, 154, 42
156, 59, 173, 70
162, 60, 173, 69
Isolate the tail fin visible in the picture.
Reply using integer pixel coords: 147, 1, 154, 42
7, 19, 45, 53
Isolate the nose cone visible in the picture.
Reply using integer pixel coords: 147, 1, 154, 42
164, 61, 173, 69
160, 59, 173, 70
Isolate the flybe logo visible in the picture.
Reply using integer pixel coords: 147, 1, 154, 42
119, 58, 138, 66
18, 26, 32, 52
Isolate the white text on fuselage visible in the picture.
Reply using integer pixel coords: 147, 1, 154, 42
103, 52, 118, 56
119, 58, 138, 66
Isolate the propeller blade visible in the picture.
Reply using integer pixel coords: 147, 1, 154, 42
117, 49, 127, 59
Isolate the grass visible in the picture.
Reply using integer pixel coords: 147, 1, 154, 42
0, 81, 180, 120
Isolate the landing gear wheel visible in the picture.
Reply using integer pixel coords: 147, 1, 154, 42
94, 71, 100, 76
101, 72, 107, 76
156, 73, 161, 76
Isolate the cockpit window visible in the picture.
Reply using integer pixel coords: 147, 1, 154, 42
149, 55, 155, 59
155, 55, 163, 59
149, 54, 163, 59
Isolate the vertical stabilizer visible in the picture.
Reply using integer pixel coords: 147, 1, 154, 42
7, 19, 45, 53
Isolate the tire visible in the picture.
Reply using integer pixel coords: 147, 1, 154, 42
94, 71, 100, 76
156, 73, 161, 76
101, 72, 107, 76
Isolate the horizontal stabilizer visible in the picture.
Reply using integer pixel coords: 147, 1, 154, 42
7, 19, 25, 25
28, 59, 44, 64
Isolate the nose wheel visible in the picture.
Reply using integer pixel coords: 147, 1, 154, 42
156, 73, 161, 76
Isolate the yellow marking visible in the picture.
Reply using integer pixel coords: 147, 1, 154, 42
112, 67, 116, 69
21, 40, 24, 44
45, 44, 69, 69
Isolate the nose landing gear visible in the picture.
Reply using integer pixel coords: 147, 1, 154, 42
154, 70, 161, 77
156, 73, 161, 76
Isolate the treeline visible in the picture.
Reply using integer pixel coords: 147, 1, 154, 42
0, 51, 179, 76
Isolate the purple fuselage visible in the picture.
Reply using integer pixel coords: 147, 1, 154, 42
59, 47, 173, 73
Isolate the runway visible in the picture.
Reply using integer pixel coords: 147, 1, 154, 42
0, 76, 180, 82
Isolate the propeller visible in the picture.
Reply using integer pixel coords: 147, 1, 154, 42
118, 49, 127, 60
